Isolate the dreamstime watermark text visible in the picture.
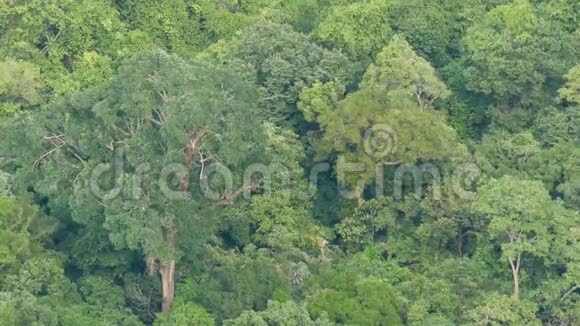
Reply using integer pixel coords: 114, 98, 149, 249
88, 124, 481, 203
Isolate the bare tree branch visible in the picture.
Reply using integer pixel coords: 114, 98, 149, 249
212, 183, 257, 207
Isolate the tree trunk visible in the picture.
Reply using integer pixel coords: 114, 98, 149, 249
357, 196, 364, 207
160, 216, 177, 312
508, 255, 521, 300
455, 230, 463, 257
158, 131, 205, 312
512, 267, 519, 300
160, 258, 175, 312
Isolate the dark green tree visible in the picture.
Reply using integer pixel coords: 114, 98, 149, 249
205, 21, 353, 126
1, 50, 267, 312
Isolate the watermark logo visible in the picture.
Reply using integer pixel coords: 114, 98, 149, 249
363, 124, 398, 159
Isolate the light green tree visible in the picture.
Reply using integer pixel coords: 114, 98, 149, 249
463, 0, 577, 107
118, 0, 210, 56
559, 64, 580, 105
0, 197, 54, 270
314, 0, 391, 62
155, 303, 215, 326
299, 36, 464, 205
468, 293, 541, 325
0, 60, 42, 115
361, 35, 451, 111
225, 300, 331, 326
474, 176, 559, 300
307, 273, 404, 325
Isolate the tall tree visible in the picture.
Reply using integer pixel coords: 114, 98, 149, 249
1, 51, 267, 312
300, 36, 465, 205
474, 176, 564, 300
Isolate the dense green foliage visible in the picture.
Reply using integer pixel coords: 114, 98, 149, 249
0, 0, 578, 325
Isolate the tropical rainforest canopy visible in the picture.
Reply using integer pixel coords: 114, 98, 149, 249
0, 0, 578, 325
